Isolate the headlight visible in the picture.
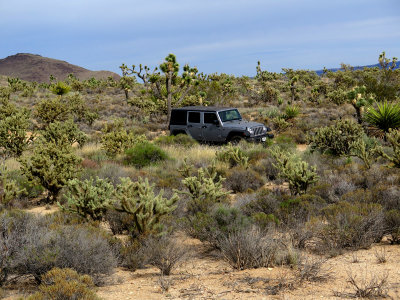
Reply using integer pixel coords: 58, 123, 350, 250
263, 126, 267, 132
246, 127, 254, 134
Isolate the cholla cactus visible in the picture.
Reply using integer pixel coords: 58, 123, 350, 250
181, 164, 230, 214
269, 148, 318, 195
347, 86, 374, 124
308, 119, 364, 156
378, 129, 400, 167
115, 177, 178, 236
0, 163, 25, 207
60, 177, 115, 221
216, 144, 249, 168
19, 139, 82, 202
349, 137, 382, 169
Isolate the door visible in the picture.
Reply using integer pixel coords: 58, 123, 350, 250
187, 111, 203, 141
202, 112, 224, 142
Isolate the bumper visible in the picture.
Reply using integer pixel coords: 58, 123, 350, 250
246, 133, 274, 142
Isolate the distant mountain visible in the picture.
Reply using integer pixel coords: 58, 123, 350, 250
0, 53, 120, 83
315, 61, 400, 76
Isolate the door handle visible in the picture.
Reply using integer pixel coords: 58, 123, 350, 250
202, 126, 207, 129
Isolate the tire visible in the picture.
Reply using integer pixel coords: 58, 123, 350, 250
229, 135, 244, 145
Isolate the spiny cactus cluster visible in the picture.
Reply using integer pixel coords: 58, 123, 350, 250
115, 177, 178, 236
180, 163, 230, 214
349, 137, 382, 169
0, 163, 25, 207
216, 144, 249, 168
269, 148, 318, 195
378, 129, 400, 167
309, 119, 364, 156
61, 177, 114, 221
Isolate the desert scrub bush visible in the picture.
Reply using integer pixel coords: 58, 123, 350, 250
180, 163, 230, 215
40, 119, 87, 147
269, 148, 319, 195
186, 205, 250, 245
124, 141, 168, 168
216, 143, 249, 168
377, 129, 400, 167
114, 177, 178, 237
308, 119, 364, 156
19, 139, 82, 202
50, 81, 71, 96
141, 234, 187, 275
224, 167, 265, 193
364, 100, 400, 133
217, 226, 278, 270
105, 209, 135, 235
60, 177, 115, 221
309, 201, 384, 254
154, 133, 198, 147
27, 267, 98, 300
384, 209, 400, 244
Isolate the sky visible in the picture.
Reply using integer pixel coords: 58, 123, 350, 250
1, 0, 400, 76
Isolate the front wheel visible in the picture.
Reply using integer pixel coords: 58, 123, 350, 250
228, 135, 244, 145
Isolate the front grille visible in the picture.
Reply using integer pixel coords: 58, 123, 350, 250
252, 126, 264, 136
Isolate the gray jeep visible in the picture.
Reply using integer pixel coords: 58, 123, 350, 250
169, 106, 273, 143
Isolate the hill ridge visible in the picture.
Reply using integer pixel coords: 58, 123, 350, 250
0, 53, 120, 83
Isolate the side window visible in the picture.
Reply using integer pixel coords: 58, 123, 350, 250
204, 113, 218, 124
188, 112, 200, 123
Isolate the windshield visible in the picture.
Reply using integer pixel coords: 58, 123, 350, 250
218, 109, 242, 122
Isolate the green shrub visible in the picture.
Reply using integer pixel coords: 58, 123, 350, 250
27, 268, 98, 300
309, 119, 364, 156
124, 141, 168, 168
154, 134, 198, 147
101, 129, 145, 158
60, 177, 115, 221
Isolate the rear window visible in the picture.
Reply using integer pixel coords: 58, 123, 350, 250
170, 110, 187, 125
188, 112, 201, 123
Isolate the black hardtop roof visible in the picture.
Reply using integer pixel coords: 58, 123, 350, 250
172, 106, 236, 112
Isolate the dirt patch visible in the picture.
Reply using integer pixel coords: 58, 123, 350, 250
24, 205, 59, 215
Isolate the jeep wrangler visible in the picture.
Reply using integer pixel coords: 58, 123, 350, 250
169, 106, 273, 143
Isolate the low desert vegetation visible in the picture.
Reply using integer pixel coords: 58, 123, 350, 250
0, 51, 399, 298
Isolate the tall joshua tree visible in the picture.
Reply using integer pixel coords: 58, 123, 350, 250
122, 54, 199, 124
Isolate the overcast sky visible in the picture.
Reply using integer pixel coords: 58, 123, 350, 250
1, 0, 399, 76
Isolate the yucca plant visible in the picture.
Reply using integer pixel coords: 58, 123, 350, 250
283, 105, 300, 120
364, 101, 400, 133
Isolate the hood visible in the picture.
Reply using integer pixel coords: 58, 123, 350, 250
221, 120, 264, 129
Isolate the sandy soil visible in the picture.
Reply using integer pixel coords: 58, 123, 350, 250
3, 228, 400, 300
